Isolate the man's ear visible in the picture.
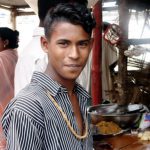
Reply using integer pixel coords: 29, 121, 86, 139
40, 36, 49, 53
4, 40, 9, 48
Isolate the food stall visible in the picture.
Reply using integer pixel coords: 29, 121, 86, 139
0, 0, 150, 149
90, 0, 150, 149
88, 103, 150, 149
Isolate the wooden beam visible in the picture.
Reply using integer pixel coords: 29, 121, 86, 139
17, 11, 35, 16
0, 5, 11, 10
103, 6, 118, 11
0, 5, 28, 9
102, 0, 116, 2
14, 5, 29, 9
128, 38, 150, 45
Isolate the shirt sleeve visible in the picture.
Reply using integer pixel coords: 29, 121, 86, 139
2, 109, 43, 150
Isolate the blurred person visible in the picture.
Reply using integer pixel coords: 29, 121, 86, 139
15, 0, 88, 95
2, 3, 96, 150
0, 27, 19, 112
102, 22, 118, 100
0, 27, 19, 149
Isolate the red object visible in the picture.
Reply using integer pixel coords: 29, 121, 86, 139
91, 1, 102, 105
104, 24, 122, 45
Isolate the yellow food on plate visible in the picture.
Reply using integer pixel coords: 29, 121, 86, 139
138, 131, 150, 141
96, 121, 122, 135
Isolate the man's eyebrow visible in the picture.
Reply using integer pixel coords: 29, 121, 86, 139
57, 39, 70, 42
56, 39, 91, 43
78, 39, 91, 43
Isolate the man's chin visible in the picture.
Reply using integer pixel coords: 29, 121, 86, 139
64, 75, 80, 81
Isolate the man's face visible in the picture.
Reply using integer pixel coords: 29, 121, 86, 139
41, 22, 93, 82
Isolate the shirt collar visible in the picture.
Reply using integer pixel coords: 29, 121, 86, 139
31, 71, 91, 99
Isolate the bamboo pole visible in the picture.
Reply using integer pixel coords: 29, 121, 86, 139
118, 0, 129, 105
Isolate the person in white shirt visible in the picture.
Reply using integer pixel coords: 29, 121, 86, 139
15, 27, 47, 94
15, 0, 90, 95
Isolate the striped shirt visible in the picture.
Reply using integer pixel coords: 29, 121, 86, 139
2, 72, 93, 150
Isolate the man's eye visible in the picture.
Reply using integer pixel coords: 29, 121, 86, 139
79, 42, 89, 47
58, 42, 68, 47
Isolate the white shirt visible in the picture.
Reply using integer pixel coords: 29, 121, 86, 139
15, 27, 48, 95
77, 52, 92, 93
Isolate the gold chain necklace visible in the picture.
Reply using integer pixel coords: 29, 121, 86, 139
47, 91, 88, 140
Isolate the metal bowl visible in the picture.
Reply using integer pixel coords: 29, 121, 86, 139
88, 104, 143, 129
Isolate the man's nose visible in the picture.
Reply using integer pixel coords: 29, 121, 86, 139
68, 46, 79, 59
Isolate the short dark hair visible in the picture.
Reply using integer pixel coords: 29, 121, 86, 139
43, 3, 96, 39
102, 22, 111, 32
0, 27, 19, 49
38, 0, 88, 23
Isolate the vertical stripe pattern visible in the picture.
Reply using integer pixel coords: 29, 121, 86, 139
2, 72, 93, 150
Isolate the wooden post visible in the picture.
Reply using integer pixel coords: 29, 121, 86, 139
118, 0, 129, 105
10, 7, 17, 30
92, 0, 102, 105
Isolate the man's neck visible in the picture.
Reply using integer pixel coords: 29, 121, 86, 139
44, 69, 76, 94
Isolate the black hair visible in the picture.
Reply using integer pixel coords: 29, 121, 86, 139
0, 27, 19, 49
43, 3, 96, 39
38, 0, 88, 23
102, 22, 111, 32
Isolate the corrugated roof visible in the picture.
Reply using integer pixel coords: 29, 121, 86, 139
0, 0, 28, 7
0, 0, 99, 8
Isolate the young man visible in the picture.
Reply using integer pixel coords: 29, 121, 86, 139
2, 3, 96, 150
15, 0, 88, 95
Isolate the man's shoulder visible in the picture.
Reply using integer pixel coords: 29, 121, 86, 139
16, 84, 43, 106
6, 85, 44, 120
